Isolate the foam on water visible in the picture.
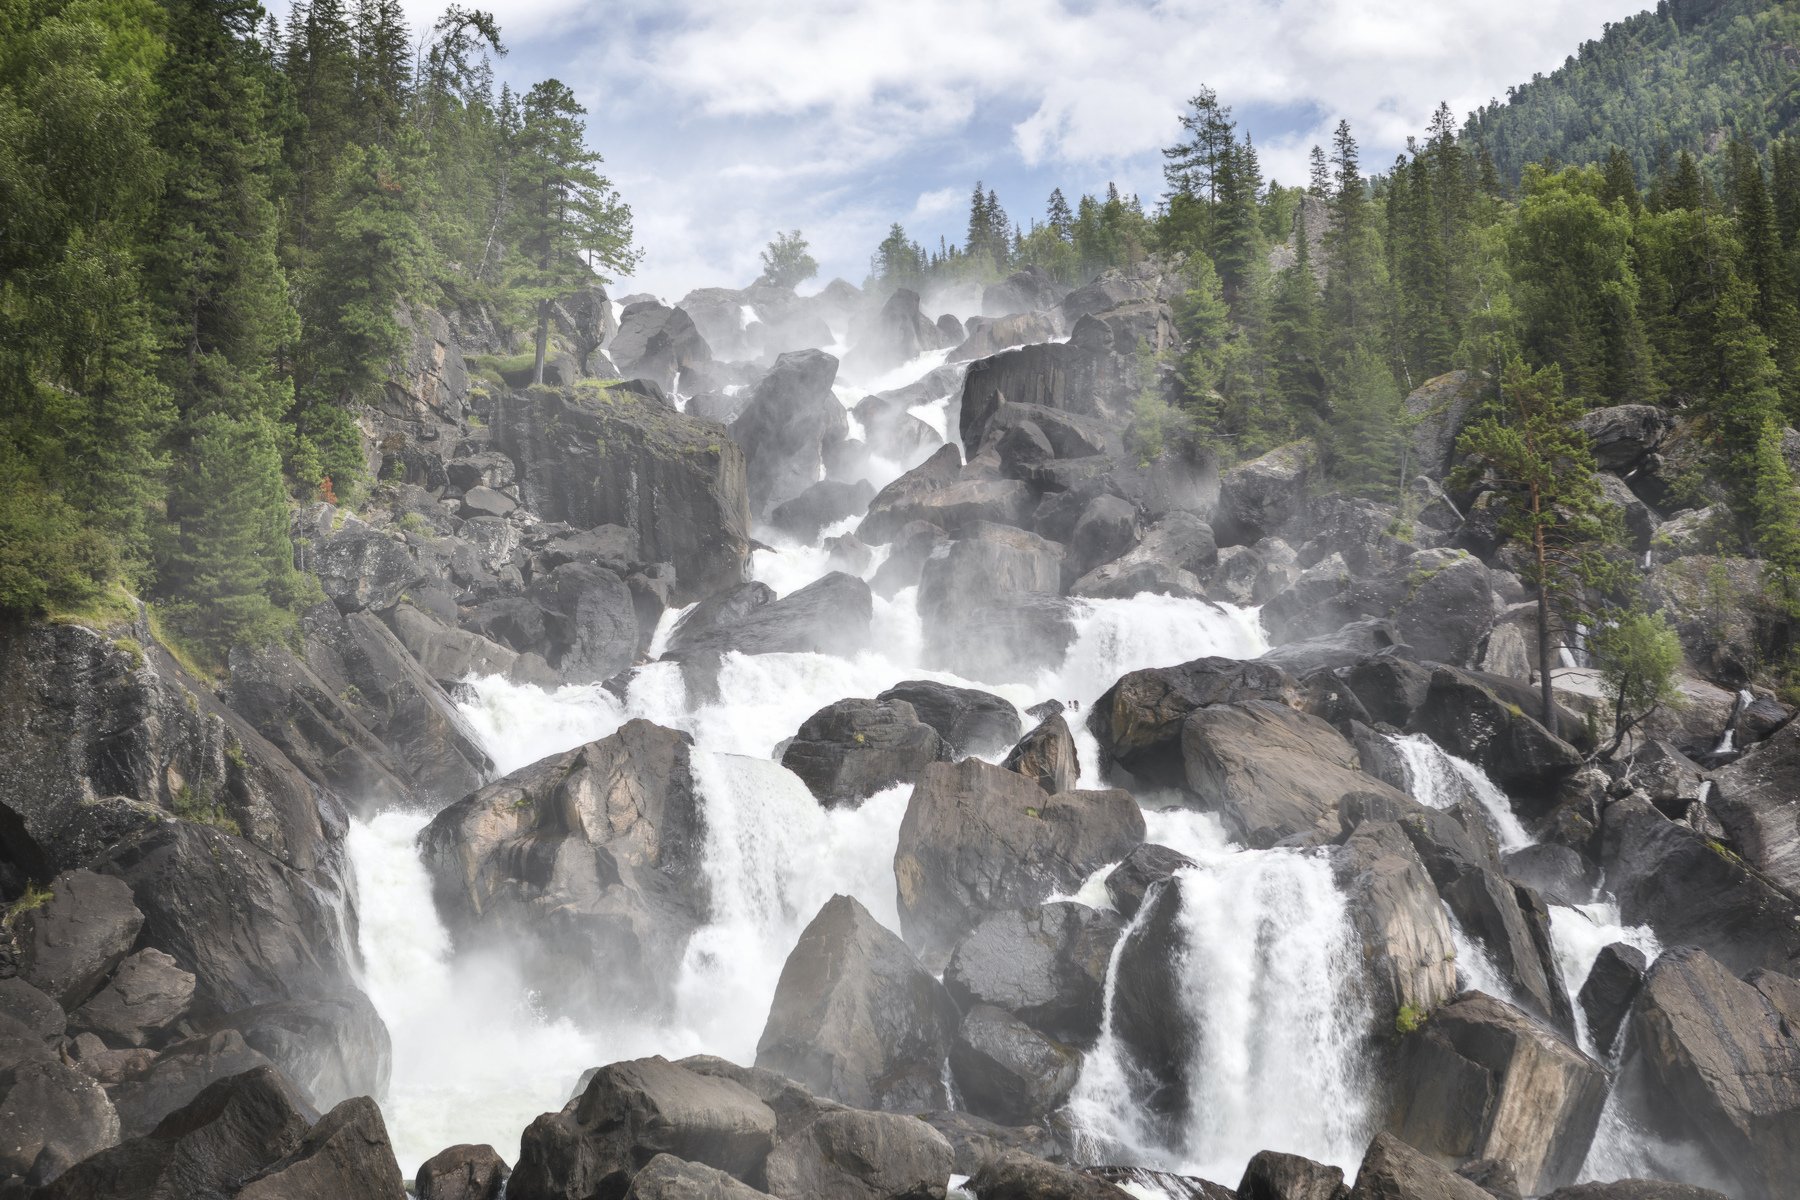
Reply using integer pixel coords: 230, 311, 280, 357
1066, 808, 1372, 1184
1548, 900, 1661, 1056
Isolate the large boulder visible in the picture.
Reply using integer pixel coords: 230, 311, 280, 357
845, 288, 942, 379
943, 902, 1123, 1045
108, 1028, 282, 1136
311, 521, 424, 616
1182, 701, 1408, 848
762, 1107, 954, 1200
625, 1154, 772, 1199
875, 681, 1021, 758
730, 350, 849, 517
1333, 822, 1459, 1031
1576, 405, 1670, 472
863, 476, 1036, 544
609, 302, 715, 395
68, 948, 194, 1049
1087, 658, 1295, 785
419, 721, 704, 1014
949, 1004, 1079, 1125
1002, 715, 1079, 795
496, 383, 750, 602
1602, 798, 1800, 977
1263, 549, 1498, 669
666, 574, 873, 662
1103, 844, 1197, 919
1709, 720, 1800, 896
917, 524, 1063, 634
779, 699, 948, 808
0, 1051, 120, 1184
1070, 512, 1217, 599
13, 869, 143, 1011
1214, 441, 1316, 546
510, 1057, 777, 1200
968, 1151, 1134, 1200
528, 563, 639, 684
232, 1095, 407, 1200
1404, 372, 1482, 480
894, 759, 1145, 966
1579, 942, 1647, 1057
1620, 947, 1800, 1200
1236, 1150, 1347, 1200
956, 317, 1150, 459
754, 895, 959, 1111
922, 592, 1080, 685
951, 313, 1063, 365
768, 479, 876, 543
36, 1066, 317, 1200
1386, 992, 1607, 1195
1347, 1132, 1491, 1200
417, 1144, 511, 1200
1413, 669, 1583, 801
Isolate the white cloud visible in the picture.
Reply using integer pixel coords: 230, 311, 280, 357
459, 0, 1649, 296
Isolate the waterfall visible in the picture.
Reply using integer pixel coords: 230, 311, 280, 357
1390, 732, 1535, 852
1065, 810, 1373, 1184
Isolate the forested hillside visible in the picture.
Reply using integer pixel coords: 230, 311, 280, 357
0, 0, 634, 653
1465, 0, 1800, 181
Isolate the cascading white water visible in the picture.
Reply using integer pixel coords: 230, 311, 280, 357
1391, 732, 1535, 853
1066, 809, 1373, 1185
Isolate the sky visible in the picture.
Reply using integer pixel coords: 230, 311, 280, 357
378, 0, 1653, 300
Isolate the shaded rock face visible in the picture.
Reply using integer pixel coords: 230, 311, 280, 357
1579, 942, 1647, 1057
917, 523, 1063, 634
496, 383, 750, 602
1576, 404, 1670, 472
956, 314, 1152, 459
1413, 669, 1584, 800
950, 1004, 1079, 1125
730, 349, 849, 517
313, 522, 425, 615
0, 620, 341, 880
0, 1052, 120, 1184
1405, 371, 1481, 480
754, 895, 960, 1112
763, 1106, 955, 1200
982, 266, 1064, 318
769, 479, 876, 543
1621, 948, 1800, 1200
876, 681, 1022, 759
1181, 700, 1405, 848
417, 1144, 513, 1200
69, 948, 194, 1050
609, 302, 715, 396
419, 720, 705, 1015
1386, 992, 1607, 1195
1709, 720, 1800, 895
625, 1154, 772, 1199
667, 573, 873, 663
1002, 714, 1080, 794
1602, 798, 1800, 977
510, 1057, 777, 1200
1349, 1132, 1492, 1200
1104, 844, 1197, 919
1333, 822, 1459, 1031
233, 1094, 408, 1200
969, 1150, 1135, 1200
1214, 441, 1315, 546
1235, 1150, 1347, 1200
1071, 512, 1216, 599
779, 698, 948, 808
1087, 657, 1295, 785
1263, 548, 1498, 669
14, 870, 143, 1011
894, 759, 1146, 967
943, 902, 1123, 1046
36, 1066, 319, 1200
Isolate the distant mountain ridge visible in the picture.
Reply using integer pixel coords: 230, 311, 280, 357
1464, 0, 1800, 182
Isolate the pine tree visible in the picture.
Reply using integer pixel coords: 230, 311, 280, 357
1047, 189, 1073, 239
1163, 87, 1235, 201
1267, 209, 1326, 430
509, 78, 638, 385
1326, 344, 1407, 499
1308, 145, 1331, 198
1455, 359, 1617, 725
1600, 147, 1642, 216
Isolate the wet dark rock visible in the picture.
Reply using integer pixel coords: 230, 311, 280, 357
856, 446, 963, 544
1333, 822, 1459, 1031
1181, 701, 1405, 848
1236, 1149, 1348, 1200
227, 601, 492, 810
916, 1111, 1059, 1177
950, 1004, 1079, 1125
1065, 494, 1139, 582
1387, 992, 1606, 1195
528, 563, 639, 685
387, 604, 525, 687
36, 1065, 317, 1200
894, 759, 1145, 967
1414, 669, 1584, 799
1709, 719, 1800, 896
416, 1143, 511, 1200
667, 573, 873, 661
871, 476, 1037, 543
313, 522, 424, 615
625, 1154, 773, 1199
1264, 549, 1497, 670
755, 895, 959, 1111
869, 521, 950, 597
1499, 845, 1598, 908
1576, 405, 1670, 472
13, 869, 143, 1011
511, 1056, 777, 1200
957, 313, 1151, 459
780, 698, 948, 807
1104, 844, 1197, 919
876, 681, 1021, 759
1578, 942, 1647, 1057
673, 1056, 827, 1144
206, 994, 390, 1114
1404, 372, 1482, 480
968, 1150, 1134, 1199
1620, 947, 1800, 1200
495, 382, 750, 602
1538, 1182, 1729, 1200
943, 902, 1123, 1045
917, 523, 1063, 637
1349, 1132, 1492, 1199
110, 1029, 280, 1136
0, 978, 63, 1041
1003, 714, 1080, 794
232, 1094, 406, 1200
68, 948, 194, 1049
1602, 797, 1800, 977
420, 721, 703, 1015
762, 1106, 954, 1200
954, 314, 1062, 367
1214, 441, 1315, 546
731, 350, 849, 517
1071, 512, 1217, 599
0, 1054, 120, 1183
609, 302, 715, 395
769, 479, 876, 543
1087, 657, 1295, 786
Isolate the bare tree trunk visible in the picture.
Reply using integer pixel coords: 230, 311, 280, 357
1533, 499, 1555, 730
532, 298, 548, 385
